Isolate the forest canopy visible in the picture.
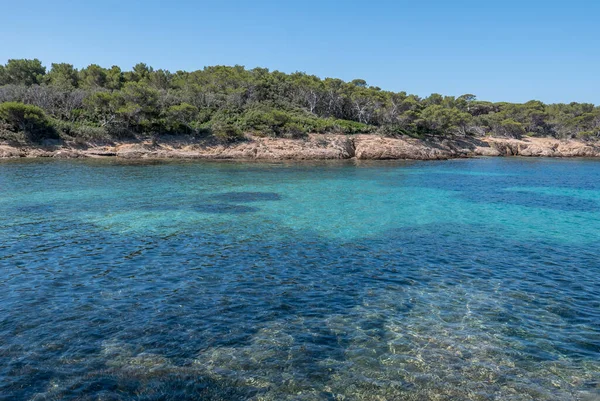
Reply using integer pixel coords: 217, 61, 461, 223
0, 58, 598, 143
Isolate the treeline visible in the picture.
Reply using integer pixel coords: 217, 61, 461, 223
0, 58, 599, 143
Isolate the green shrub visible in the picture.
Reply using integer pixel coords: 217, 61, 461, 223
0, 101, 57, 141
376, 124, 412, 138
211, 121, 244, 143
332, 119, 373, 134
240, 107, 365, 137
240, 107, 293, 136
0, 120, 27, 143
577, 130, 599, 141
281, 121, 308, 139
163, 103, 199, 134
51, 119, 110, 141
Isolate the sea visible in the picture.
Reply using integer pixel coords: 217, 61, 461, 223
1, 157, 599, 400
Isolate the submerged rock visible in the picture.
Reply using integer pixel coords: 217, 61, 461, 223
208, 192, 282, 203
193, 203, 259, 214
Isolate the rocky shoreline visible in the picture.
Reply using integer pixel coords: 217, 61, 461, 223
2, 134, 600, 160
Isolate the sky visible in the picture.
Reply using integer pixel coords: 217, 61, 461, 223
1, 0, 598, 104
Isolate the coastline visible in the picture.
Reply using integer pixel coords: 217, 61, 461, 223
2, 134, 600, 161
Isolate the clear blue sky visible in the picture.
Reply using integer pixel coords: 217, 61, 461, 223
1, 0, 598, 104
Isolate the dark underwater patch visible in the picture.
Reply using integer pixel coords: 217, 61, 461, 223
13, 204, 55, 214
208, 192, 282, 203
390, 171, 600, 213
192, 203, 259, 214
464, 190, 600, 213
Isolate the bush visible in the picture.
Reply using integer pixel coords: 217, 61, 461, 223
207, 108, 244, 142
241, 108, 290, 137
163, 103, 199, 134
0, 101, 57, 141
332, 119, 373, 134
240, 106, 367, 138
0, 120, 27, 143
281, 121, 308, 139
211, 121, 244, 143
376, 124, 411, 138
577, 130, 600, 141
51, 119, 110, 141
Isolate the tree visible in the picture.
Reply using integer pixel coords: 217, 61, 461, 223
0, 59, 46, 86
165, 103, 198, 133
290, 72, 323, 114
45, 63, 79, 88
113, 82, 161, 132
125, 63, 153, 83
79, 64, 107, 88
458, 94, 477, 103
323, 78, 345, 118
418, 105, 472, 135
105, 66, 124, 90
84, 91, 118, 127
497, 119, 526, 138
425, 93, 443, 106
350, 89, 380, 124
149, 69, 172, 90
350, 79, 368, 88
0, 57, 599, 141
120, 82, 159, 112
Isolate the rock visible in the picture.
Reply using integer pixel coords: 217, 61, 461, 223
86, 150, 117, 157
1, 135, 600, 160
479, 137, 600, 158
144, 134, 356, 160
0, 146, 25, 158
115, 144, 156, 158
354, 135, 456, 160
53, 150, 85, 158
27, 149, 55, 158
472, 145, 501, 157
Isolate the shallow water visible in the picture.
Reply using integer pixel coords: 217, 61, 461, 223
1, 157, 599, 400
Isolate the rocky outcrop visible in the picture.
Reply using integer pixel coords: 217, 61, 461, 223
52, 150, 85, 159
115, 144, 157, 159
1, 135, 600, 160
0, 145, 25, 158
354, 135, 460, 160
112, 135, 355, 160
477, 137, 600, 158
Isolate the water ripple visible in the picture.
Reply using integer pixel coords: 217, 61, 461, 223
0, 158, 599, 400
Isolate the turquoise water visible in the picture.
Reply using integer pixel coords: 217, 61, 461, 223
1, 157, 599, 400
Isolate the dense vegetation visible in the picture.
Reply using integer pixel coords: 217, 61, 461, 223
0, 58, 598, 143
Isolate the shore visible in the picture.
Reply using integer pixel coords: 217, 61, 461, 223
1, 134, 600, 160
